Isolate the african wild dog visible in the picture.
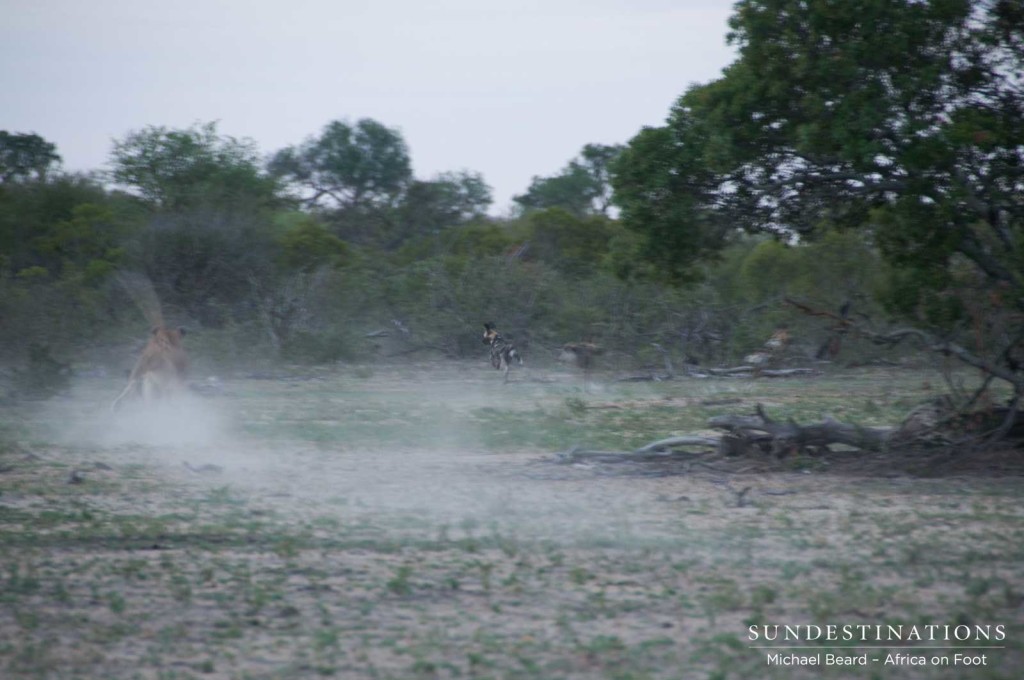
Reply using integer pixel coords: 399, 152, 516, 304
558, 342, 604, 370
483, 323, 523, 383
558, 342, 604, 391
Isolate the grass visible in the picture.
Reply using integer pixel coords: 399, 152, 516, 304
0, 362, 1021, 678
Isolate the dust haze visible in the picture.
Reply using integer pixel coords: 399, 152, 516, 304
41, 366, 684, 547
8, 364, 1024, 679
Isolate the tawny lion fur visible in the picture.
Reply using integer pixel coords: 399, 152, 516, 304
111, 326, 189, 411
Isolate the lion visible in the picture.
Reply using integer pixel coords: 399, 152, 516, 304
110, 272, 190, 411
111, 325, 189, 411
558, 342, 604, 370
558, 342, 604, 391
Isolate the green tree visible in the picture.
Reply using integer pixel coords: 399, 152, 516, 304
0, 131, 61, 183
0, 174, 124, 278
515, 143, 624, 217
522, 208, 621, 276
129, 208, 278, 327
615, 0, 1024, 396
275, 214, 351, 272
392, 170, 493, 248
577, 143, 624, 216
613, 124, 731, 283
401, 171, 492, 228
109, 122, 288, 327
35, 203, 127, 283
0, 170, 141, 357
109, 122, 278, 211
269, 118, 412, 212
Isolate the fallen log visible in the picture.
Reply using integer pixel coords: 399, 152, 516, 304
709, 404, 894, 456
553, 399, 1012, 469
556, 404, 899, 467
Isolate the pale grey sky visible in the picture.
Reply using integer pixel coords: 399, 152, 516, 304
2, 0, 737, 213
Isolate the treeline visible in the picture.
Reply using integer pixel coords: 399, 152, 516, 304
5, 0, 1020, 400
0, 122, 888, 378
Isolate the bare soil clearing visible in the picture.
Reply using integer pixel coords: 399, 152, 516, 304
1, 363, 1021, 678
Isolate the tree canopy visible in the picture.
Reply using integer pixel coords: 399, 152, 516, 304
109, 122, 278, 211
515, 143, 624, 217
269, 118, 413, 212
397, 170, 493, 240
614, 0, 1024, 392
0, 131, 61, 183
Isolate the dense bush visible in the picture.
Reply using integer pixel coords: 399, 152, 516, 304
0, 124, 910, 382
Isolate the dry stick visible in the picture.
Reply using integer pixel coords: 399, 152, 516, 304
558, 436, 719, 464
633, 436, 720, 453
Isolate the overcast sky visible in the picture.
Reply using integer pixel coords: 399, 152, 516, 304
2, 0, 737, 214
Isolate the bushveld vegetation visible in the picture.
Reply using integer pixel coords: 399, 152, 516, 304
1, 2, 1023, 677
3, 4, 1023, 434
0, 126, 898, 390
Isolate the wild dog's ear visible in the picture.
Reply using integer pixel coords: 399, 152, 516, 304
178, 326, 187, 337
151, 326, 160, 335
484, 322, 494, 331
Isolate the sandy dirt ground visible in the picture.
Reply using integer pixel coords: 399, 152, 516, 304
1, 364, 1022, 678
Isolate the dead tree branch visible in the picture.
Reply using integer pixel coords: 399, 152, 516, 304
555, 404, 898, 465
784, 297, 1024, 394
710, 406, 895, 456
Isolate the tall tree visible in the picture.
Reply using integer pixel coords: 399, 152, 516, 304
514, 143, 624, 217
613, 122, 731, 283
614, 0, 1024, 397
269, 118, 413, 212
0, 131, 61, 183
0, 174, 121, 279
397, 170, 492, 241
577, 143, 624, 216
109, 122, 278, 211
109, 123, 284, 325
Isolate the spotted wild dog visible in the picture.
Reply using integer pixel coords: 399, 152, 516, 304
558, 342, 604, 390
483, 322, 523, 383
112, 325, 189, 411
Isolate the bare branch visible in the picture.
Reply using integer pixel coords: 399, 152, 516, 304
784, 297, 1024, 393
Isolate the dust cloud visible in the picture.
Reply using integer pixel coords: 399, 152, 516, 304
35, 369, 688, 547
